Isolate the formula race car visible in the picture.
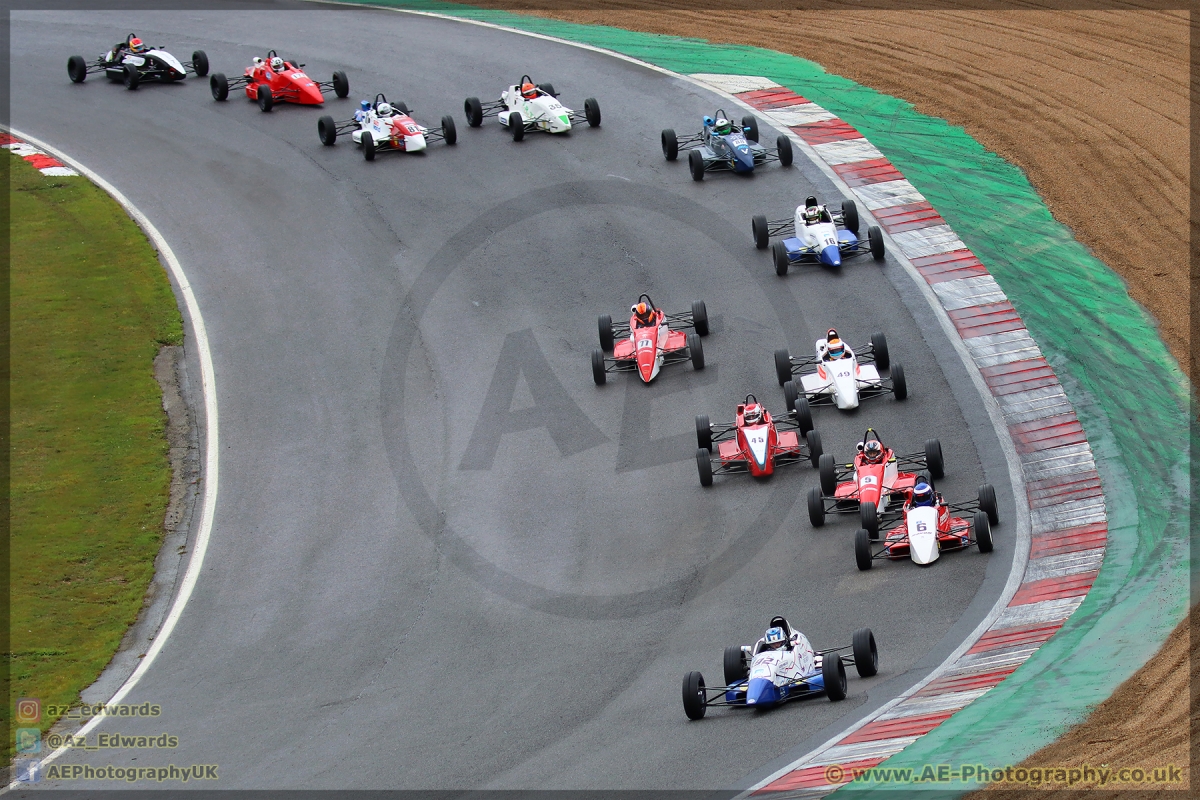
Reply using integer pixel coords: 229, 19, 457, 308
662, 111, 793, 181
682, 616, 877, 719
776, 329, 906, 411
753, 196, 884, 274
855, 482, 999, 570
68, 34, 208, 89
592, 295, 708, 385
318, 95, 456, 160
695, 395, 821, 486
464, 76, 600, 141
808, 428, 945, 533
210, 51, 349, 111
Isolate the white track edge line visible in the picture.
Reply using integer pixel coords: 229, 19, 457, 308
4, 127, 220, 787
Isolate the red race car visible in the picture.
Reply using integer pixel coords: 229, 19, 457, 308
808, 428, 944, 536
209, 51, 349, 112
855, 481, 998, 570
592, 294, 707, 385
695, 395, 821, 486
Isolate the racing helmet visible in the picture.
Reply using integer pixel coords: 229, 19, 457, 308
911, 482, 935, 507
826, 338, 845, 359
804, 206, 822, 225
634, 301, 653, 322
743, 403, 764, 426
763, 627, 788, 650
863, 440, 884, 463
377, 102, 393, 117
521, 82, 538, 99
270, 56, 284, 71
128, 37, 147, 54
713, 117, 732, 135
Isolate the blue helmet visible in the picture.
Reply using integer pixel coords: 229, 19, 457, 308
763, 626, 788, 650
911, 482, 935, 507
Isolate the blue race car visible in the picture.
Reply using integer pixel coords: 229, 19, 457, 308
752, 195, 885, 275
662, 109, 793, 181
682, 617, 877, 719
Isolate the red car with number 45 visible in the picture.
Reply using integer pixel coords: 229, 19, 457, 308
695, 395, 821, 486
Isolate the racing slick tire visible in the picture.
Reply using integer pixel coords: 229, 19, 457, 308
363, 133, 376, 161
688, 148, 705, 181
808, 486, 826, 528
597, 314, 614, 351
67, 55, 88, 83
841, 198, 860, 234
774, 348, 793, 386
783, 380, 800, 414
806, 429, 823, 468
771, 240, 790, 276
855, 529, 874, 571
591, 349, 607, 386
741, 115, 760, 143
752, 214, 770, 250
868, 225, 886, 261
974, 511, 994, 553
683, 671, 707, 720
890, 361, 907, 400
257, 84, 274, 112
464, 97, 484, 127
440, 115, 457, 145
978, 483, 999, 525
696, 448, 713, 487
331, 70, 350, 98
925, 438, 945, 479
191, 50, 209, 77
822, 653, 848, 701
695, 415, 712, 452
794, 395, 814, 436
687, 333, 705, 370
510, 111, 525, 142
819, 453, 837, 497
661, 128, 678, 161
870, 332, 890, 370
210, 72, 229, 101
860, 502, 879, 540
584, 98, 601, 127
853, 628, 879, 677
122, 64, 140, 90
318, 115, 337, 146
776, 135, 794, 167
691, 300, 709, 336
537, 82, 557, 97
724, 645, 748, 685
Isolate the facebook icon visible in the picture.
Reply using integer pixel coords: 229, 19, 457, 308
15, 759, 42, 784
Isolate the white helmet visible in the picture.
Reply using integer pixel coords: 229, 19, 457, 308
376, 102, 393, 117
804, 206, 822, 224
270, 56, 284, 71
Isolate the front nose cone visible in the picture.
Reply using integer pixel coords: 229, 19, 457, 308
820, 244, 842, 266
745, 678, 779, 706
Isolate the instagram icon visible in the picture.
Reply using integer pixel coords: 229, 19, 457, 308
15, 699, 40, 724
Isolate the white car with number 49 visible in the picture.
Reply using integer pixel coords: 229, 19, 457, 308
775, 327, 907, 412
464, 75, 600, 141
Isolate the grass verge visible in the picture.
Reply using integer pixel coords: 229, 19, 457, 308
8, 155, 181, 758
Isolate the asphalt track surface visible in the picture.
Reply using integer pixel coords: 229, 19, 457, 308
13, 5, 1016, 791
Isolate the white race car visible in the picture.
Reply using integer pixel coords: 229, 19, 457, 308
776, 328, 906, 411
752, 196, 885, 275
682, 616, 877, 719
318, 94, 456, 160
464, 75, 599, 141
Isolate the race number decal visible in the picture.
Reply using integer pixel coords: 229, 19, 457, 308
637, 339, 653, 349
914, 521, 929, 532
860, 475, 878, 485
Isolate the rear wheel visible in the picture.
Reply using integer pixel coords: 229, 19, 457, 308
683, 671, 707, 719
794, 395, 813, 435
869, 225, 885, 261
841, 199, 860, 234
537, 82, 557, 97
870, 332, 889, 370
822, 653, 847, 701
441, 115, 457, 145
974, 511, 994, 553
773, 348, 792, 386
597, 314, 614, 351
696, 448, 713, 487
257, 84, 274, 112
776, 135, 794, 167
318, 115, 337, 146
331, 70, 350, 98
695, 415, 712, 451
891, 362, 907, 400
772, 240, 789, 276
855, 529, 874, 571
925, 438, 945, 479
724, 646, 748, 685
752, 214, 769, 250
740, 115, 760, 143
583, 98, 601, 127
210, 72, 228, 101
67, 55, 87, 83
395, 101, 411, 115
852, 628, 878, 677
510, 111, 525, 141
819, 453, 837, 496
687, 333, 705, 370
191, 50, 209, 77
122, 64, 140, 90
808, 486, 825, 528
860, 502, 879, 540
464, 97, 483, 127
591, 349, 606, 386
688, 149, 705, 181
783, 380, 799, 413
661, 128, 678, 160
691, 300, 709, 336
978, 484, 999, 525
806, 429, 823, 468
363, 133, 376, 161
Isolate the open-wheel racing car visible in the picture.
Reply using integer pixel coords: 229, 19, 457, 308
318, 94, 456, 160
808, 428, 945, 533
775, 328, 906, 412
210, 51, 349, 111
695, 395, 821, 486
592, 295, 707, 386
662, 110, 793, 181
68, 34, 208, 89
753, 196, 884, 274
682, 616, 877, 719
855, 480, 999, 570
464, 76, 599, 141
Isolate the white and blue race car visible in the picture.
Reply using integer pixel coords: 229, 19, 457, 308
662, 110, 793, 181
753, 196, 885, 274
682, 616, 877, 719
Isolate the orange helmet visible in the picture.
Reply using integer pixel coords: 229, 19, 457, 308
521, 82, 538, 99
636, 302, 649, 316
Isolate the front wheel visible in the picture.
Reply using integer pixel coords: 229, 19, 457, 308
210, 72, 229, 101
682, 671, 707, 720
806, 429, 823, 468
661, 128, 678, 160
688, 149, 705, 181
772, 240, 789, 276
695, 415, 712, 452
808, 486, 825, 527
891, 361, 907, 400
868, 225, 885, 261
841, 198, 860, 234
257, 84, 274, 112
363, 133, 376, 161
723, 646, 748, 685
776, 135, 794, 167
584, 97, 601, 127
331, 70, 350, 98
855, 529, 874, 571
822, 653, 847, 701
317, 115, 337, 146
67, 55, 88, 83
860, 502, 879, 540
122, 64, 140, 90
925, 438, 945, 479
510, 111, 525, 142
191, 50, 209, 77
597, 314, 614, 351
591, 349, 606, 386
978, 483, 999, 525
975, 511, 994, 553
441, 115, 457, 145
752, 214, 769, 250
852, 628, 878, 677
819, 453, 837, 496
794, 395, 813, 436
691, 300, 709, 336
741, 114, 760, 143
464, 96, 483, 127
696, 448, 713, 487
687, 333, 705, 370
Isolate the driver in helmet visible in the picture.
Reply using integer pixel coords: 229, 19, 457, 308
823, 334, 849, 360
910, 482, 938, 508
861, 439, 885, 464
270, 56, 286, 73
743, 403, 764, 426
520, 81, 539, 100
712, 117, 732, 136
803, 205, 824, 226
632, 301, 656, 328
761, 626, 790, 651
128, 36, 148, 54
376, 102, 394, 117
